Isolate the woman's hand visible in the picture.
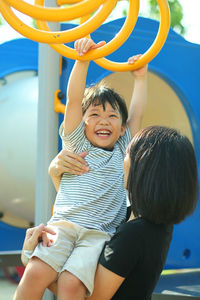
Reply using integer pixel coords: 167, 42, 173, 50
128, 54, 148, 78
49, 150, 90, 177
21, 224, 56, 266
49, 150, 90, 191
23, 224, 56, 251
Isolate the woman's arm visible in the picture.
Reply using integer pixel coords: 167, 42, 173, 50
88, 264, 125, 300
48, 150, 89, 191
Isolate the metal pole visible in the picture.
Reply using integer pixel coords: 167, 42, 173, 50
35, 1, 60, 299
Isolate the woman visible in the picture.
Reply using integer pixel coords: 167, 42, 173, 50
21, 126, 198, 300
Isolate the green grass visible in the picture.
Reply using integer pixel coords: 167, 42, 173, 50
161, 268, 200, 275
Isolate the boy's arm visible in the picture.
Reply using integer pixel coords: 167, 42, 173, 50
64, 59, 89, 135
127, 55, 148, 137
64, 38, 105, 135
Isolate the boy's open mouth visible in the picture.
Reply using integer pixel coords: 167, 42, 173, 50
96, 129, 112, 136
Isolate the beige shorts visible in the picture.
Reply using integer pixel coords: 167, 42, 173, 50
30, 220, 110, 296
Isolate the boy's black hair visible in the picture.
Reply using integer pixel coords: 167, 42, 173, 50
82, 85, 128, 125
127, 126, 198, 225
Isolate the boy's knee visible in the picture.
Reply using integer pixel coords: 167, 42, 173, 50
58, 271, 86, 296
23, 257, 49, 283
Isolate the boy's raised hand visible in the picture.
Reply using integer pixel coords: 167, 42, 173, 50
75, 38, 106, 56
128, 54, 148, 78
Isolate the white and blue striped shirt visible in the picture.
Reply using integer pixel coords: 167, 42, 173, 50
49, 121, 132, 234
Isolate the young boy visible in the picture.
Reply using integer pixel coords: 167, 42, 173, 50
14, 38, 147, 300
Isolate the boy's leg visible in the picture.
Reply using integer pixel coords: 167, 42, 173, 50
63, 227, 110, 297
57, 270, 86, 300
13, 257, 58, 300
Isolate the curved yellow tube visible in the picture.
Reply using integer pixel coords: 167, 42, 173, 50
0, 0, 170, 72
43, 0, 170, 72
0, 0, 116, 44
94, 0, 170, 71
57, 0, 82, 4
54, 90, 65, 114
3, 0, 106, 21
36, 0, 139, 61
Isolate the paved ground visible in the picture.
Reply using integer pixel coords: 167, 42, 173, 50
154, 269, 200, 298
1, 268, 200, 300
0, 278, 17, 300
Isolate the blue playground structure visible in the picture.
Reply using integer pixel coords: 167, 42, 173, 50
0, 16, 200, 297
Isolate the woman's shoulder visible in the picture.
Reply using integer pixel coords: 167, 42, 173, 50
117, 218, 173, 239
119, 217, 151, 231
106, 218, 173, 262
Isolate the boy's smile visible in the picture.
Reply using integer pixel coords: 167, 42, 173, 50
83, 102, 126, 150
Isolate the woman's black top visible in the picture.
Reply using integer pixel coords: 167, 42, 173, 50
99, 218, 173, 300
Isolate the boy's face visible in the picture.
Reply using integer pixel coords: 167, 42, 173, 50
83, 102, 126, 150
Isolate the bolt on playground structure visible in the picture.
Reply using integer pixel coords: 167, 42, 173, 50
0, 0, 170, 71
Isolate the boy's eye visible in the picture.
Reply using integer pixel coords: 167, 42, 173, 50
91, 113, 98, 117
110, 114, 118, 118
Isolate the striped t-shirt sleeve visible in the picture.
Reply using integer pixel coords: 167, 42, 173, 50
59, 121, 88, 153
117, 125, 132, 153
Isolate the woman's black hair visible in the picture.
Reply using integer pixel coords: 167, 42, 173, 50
82, 85, 128, 125
127, 126, 198, 225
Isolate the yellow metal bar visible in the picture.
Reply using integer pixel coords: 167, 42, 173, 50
95, 0, 170, 71
3, 0, 106, 21
0, 0, 115, 44
35, 0, 117, 44
37, 0, 138, 61
0, 0, 170, 71
54, 90, 65, 114
57, 0, 82, 5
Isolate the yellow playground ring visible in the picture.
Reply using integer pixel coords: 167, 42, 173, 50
36, 0, 139, 61
0, 0, 117, 44
2, 0, 107, 22
95, 0, 170, 71
0, 0, 170, 72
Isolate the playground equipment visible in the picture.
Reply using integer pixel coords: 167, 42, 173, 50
0, 0, 170, 71
0, 71, 37, 226
0, 38, 38, 255
1, 15, 200, 268
1, 0, 200, 298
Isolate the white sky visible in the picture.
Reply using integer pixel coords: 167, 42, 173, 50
0, 0, 200, 44
111, 0, 200, 44
178, 0, 200, 44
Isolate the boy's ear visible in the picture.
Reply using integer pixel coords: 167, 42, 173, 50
120, 124, 126, 136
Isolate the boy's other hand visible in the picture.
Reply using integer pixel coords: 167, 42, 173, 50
128, 54, 148, 78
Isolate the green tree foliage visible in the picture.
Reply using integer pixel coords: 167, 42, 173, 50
32, 19, 38, 29
148, 0, 185, 35
0, 17, 4, 26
